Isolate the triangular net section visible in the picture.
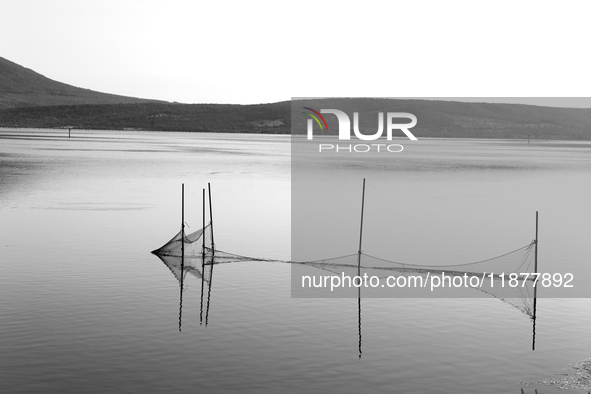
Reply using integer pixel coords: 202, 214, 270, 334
295, 241, 537, 318
152, 224, 212, 258
152, 224, 216, 285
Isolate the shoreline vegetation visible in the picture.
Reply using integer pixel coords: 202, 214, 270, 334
0, 102, 291, 134
1, 100, 591, 140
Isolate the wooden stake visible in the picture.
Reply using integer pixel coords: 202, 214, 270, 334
532, 211, 538, 350
200, 188, 206, 325
181, 183, 185, 270
357, 179, 365, 358
202, 188, 206, 257
535, 211, 538, 274
180, 183, 185, 331
358, 179, 366, 270
208, 183, 214, 253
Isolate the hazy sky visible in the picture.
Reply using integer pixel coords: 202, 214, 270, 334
1, 1, 590, 105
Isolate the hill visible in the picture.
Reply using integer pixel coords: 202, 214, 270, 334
291, 98, 591, 140
0, 57, 590, 139
0, 102, 291, 133
2, 98, 591, 140
0, 57, 163, 109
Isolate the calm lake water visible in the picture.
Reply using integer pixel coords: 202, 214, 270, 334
1, 129, 591, 393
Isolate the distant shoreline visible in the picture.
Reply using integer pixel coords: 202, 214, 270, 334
2, 127, 591, 143
2, 98, 590, 140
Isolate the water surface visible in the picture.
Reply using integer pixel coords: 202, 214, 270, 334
1, 129, 590, 393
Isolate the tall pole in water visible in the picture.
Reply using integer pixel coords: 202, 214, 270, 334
202, 188, 206, 257
181, 183, 185, 265
200, 188, 206, 325
357, 179, 365, 359
206, 183, 215, 327
532, 211, 538, 350
358, 179, 366, 269
208, 183, 215, 254
180, 183, 185, 332
534, 211, 538, 276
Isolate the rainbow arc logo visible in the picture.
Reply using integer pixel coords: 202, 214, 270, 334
302, 107, 329, 131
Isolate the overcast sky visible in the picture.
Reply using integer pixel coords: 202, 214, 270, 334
1, 1, 590, 106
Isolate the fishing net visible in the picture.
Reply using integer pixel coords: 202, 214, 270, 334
295, 241, 537, 318
153, 225, 537, 319
151, 224, 212, 258
153, 253, 211, 284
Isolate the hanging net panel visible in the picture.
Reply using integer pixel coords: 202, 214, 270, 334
151, 224, 212, 258
294, 241, 537, 318
152, 223, 537, 319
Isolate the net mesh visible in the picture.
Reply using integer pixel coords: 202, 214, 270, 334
151, 224, 212, 258
152, 225, 537, 319
294, 241, 537, 318
153, 253, 212, 284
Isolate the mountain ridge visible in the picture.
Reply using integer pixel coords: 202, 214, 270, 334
0, 56, 164, 109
